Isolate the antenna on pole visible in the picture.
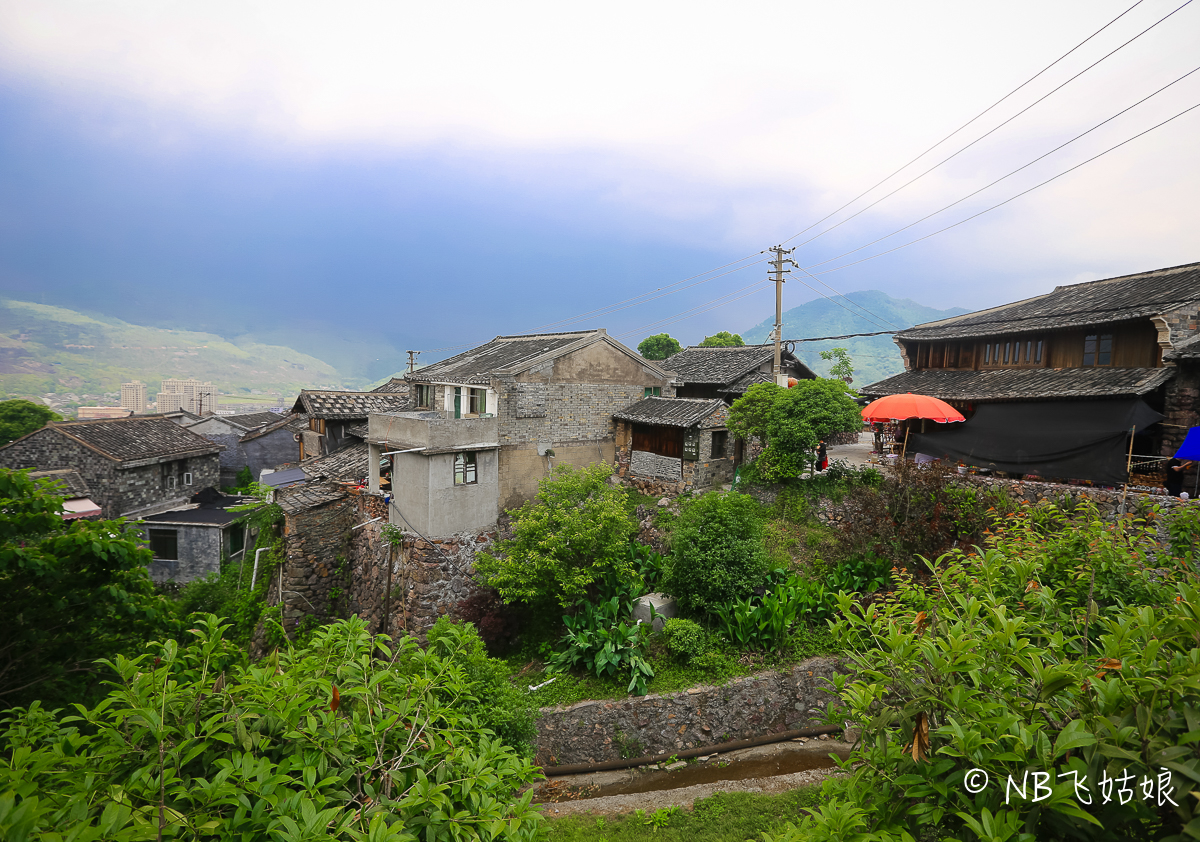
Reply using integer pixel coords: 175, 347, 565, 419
769, 245, 796, 385
406, 350, 419, 374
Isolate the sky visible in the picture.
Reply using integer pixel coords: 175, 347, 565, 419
0, 0, 1197, 381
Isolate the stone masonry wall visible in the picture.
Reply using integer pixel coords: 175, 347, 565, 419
630, 450, 682, 481
534, 657, 847, 766
495, 381, 651, 447
276, 493, 358, 632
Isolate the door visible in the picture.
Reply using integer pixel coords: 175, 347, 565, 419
453, 387, 461, 419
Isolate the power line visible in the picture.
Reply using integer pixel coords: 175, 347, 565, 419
806, 62, 1200, 272
790, 0, 1194, 256
778, 0, 1150, 248
807, 98, 1200, 278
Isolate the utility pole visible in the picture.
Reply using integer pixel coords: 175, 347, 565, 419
406, 350, 419, 374
769, 245, 796, 386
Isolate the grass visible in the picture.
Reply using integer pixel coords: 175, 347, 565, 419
514, 623, 839, 709
537, 787, 822, 841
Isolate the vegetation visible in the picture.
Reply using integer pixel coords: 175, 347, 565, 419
697, 331, 745, 347
662, 492, 770, 616
636, 333, 682, 360
728, 380, 861, 482
818, 347, 853, 383
0, 468, 172, 710
771, 502, 1200, 841
0, 615, 543, 841
540, 788, 823, 842
0, 399, 61, 444
475, 463, 636, 610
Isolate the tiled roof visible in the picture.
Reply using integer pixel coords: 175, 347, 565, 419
39, 416, 221, 463
898, 261, 1200, 341
346, 423, 369, 439
407, 329, 670, 385
661, 344, 814, 386
228, 411, 287, 428
1166, 333, 1200, 361
239, 413, 298, 443
292, 391, 412, 419
29, 468, 90, 498
371, 378, 409, 393
277, 482, 348, 514
859, 366, 1175, 402
303, 442, 369, 484
141, 507, 241, 526
720, 369, 773, 395
613, 397, 728, 428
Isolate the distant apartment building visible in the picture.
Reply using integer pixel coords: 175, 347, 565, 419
120, 381, 147, 414
159, 378, 218, 415
77, 406, 133, 420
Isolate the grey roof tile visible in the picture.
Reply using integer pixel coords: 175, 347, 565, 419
899, 261, 1200, 340
28, 468, 90, 498
303, 442, 369, 484
859, 366, 1175, 402
40, 416, 221, 463
613, 397, 728, 428
292, 391, 411, 419
227, 411, 287, 428
277, 482, 348, 514
370, 378, 409, 393
405, 330, 603, 385
661, 344, 815, 386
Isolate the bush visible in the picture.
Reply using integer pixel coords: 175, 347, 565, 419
455, 587, 526, 655
547, 597, 655, 695
662, 618, 708, 664
426, 617, 539, 756
475, 463, 636, 609
663, 492, 770, 616
0, 615, 543, 841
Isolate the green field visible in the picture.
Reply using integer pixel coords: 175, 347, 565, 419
0, 299, 358, 405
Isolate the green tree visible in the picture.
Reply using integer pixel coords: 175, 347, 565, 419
728, 379, 861, 482
474, 463, 636, 609
0, 615, 543, 840
637, 333, 682, 360
0, 468, 172, 709
819, 346, 854, 383
663, 492, 769, 616
698, 331, 745, 347
0, 399, 61, 444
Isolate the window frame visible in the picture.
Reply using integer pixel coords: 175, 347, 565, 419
414, 384, 433, 409
643, 386, 662, 398
148, 528, 178, 560
1083, 333, 1114, 367
453, 451, 478, 485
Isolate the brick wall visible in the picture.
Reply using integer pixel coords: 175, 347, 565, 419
494, 381, 651, 446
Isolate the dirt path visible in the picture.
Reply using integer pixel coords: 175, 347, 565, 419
532, 738, 853, 817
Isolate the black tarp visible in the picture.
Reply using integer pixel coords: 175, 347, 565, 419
907, 399, 1163, 486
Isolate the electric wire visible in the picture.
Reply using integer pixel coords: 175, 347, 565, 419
804, 62, 1200, 271
806, 98, 1200, 278
790, 0, 1195, 257
779, 0, 1150, 248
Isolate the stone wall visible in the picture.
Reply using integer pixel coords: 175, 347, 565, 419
534, 657, 847, 766
630, 450, 682, 481
144, 523, 225, 584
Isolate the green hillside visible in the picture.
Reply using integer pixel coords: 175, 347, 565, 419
0, 299, 353, 407
741, 290, 967, 388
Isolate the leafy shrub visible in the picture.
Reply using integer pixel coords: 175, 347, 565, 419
662, 618, 708, 664
715, 575, 832, 651
823, 552, 892, 595
475, 463, 636, 609
663, 492, 770, 616
0, 615, 542, 841
455, 586, 526, 655
426, 617, 538, 756
547, 596, 655, 695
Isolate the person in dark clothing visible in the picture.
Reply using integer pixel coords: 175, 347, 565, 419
1165, 458, 1194, 497
817, 440, 828, 472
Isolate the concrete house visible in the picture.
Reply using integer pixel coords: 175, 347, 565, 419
367, 329, 675, 533
290, 391, 411, 460
184, 412, 294, 486
660, 343, 815, 402
860, 261, 1200, 484
613, 397, 734, 494
139, 489, 251, 584
0, 415, 222, 518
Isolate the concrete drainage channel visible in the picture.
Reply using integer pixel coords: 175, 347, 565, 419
530, 735, 855, 817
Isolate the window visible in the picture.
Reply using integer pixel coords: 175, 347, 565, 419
984, 343, 991, 364
415, 384, 433, 409
230, 527, 245, 555
682, 427, 700, 461
945, 344, 959, 368
1035, 340, 1043, 363
467, 388, 486, 415
644, 387, 662, 397
1083, 333, 1113, 366
1003, 342, 1010, 364
454, 452, 477, 485
711, 430, 728, 458
1024, 340, 1032, 363
183, 472, 193, 486
148, 528, 178, 560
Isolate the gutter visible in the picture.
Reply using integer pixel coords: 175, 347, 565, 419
539, 724, 842, 777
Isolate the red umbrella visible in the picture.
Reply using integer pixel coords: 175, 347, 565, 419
861, 393, 965, 423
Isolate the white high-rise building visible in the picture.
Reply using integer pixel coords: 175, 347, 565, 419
120, 381, 147, 414
159, 378, 219, 415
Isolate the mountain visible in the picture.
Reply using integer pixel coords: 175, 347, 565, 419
741, 290, 968, 387
0, 299, 354, 410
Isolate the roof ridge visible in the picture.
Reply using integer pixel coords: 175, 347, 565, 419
1051, 260, 1200, 292
495, 329, 602, 339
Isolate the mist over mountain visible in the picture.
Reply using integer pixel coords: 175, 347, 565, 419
742, 291, 968, 387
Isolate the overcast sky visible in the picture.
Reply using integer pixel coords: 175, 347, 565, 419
1, 1, 1197, 378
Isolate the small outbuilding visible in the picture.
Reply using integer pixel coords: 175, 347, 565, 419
613, 397, 734, 494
